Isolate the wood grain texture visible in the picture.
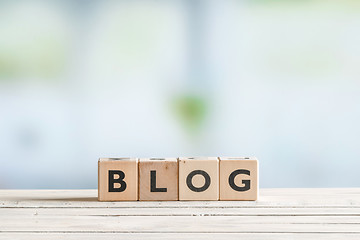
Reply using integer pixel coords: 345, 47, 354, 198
219, 157, 258, 200
98, 158, 138, 201
178, 157, 219, 200
1, 189, 360, 239
139, 158, 178, 201
1, 233, 360, 240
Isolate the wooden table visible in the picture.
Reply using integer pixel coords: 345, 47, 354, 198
1, 189, 360, 239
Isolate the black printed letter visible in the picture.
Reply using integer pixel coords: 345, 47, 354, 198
228, 169, 250, 191
186, 170, 211, 192
108, 170, 127, 192
150, 170, 167, 192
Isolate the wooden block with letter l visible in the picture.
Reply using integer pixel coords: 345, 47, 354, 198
98, 158, 138, 201
178, 157, 219, 201
139, 158, 178, 201
219, 157, 258, 201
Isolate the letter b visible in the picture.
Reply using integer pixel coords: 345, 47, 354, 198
109, 170, 127, 192
98, 158, 138, 201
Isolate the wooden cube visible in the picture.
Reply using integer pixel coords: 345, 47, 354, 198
178, 157, 219, 200
139, 158, 178, 201
219, 157, 258, 201
98, 158, 138, 201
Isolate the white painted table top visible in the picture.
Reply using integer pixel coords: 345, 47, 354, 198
1, 189, 360, 239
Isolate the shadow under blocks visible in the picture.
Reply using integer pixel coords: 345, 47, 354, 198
98, 157, 258, 201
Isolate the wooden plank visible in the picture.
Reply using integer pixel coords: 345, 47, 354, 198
0, 233, 360, 240
1, 189, 360, 237
2, 207, 360, 216
0, 233, 359, 240
1, 189, 360, 208
1, 215, 360, 232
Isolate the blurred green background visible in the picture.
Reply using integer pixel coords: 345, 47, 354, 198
1, 0, 360, 188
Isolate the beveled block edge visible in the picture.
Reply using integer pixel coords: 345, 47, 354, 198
178, 157, 219, 161
139, 157, 178, 162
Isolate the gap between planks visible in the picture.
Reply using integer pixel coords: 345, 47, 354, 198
1, 233, 360, 240
2, 207, 360, 216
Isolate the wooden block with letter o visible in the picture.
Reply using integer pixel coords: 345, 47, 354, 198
178, 157, 219, 201
98, 158, 138, 201
139, 158, 178, 201
219, 157, 258, 201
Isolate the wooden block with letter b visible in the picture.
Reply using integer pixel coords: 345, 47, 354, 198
98, 158, 138, 201
219, 157, 258, 201
178, 157, 219, 201
139, 158, 178, 201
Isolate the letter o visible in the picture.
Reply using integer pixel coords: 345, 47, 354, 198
186, 170, 211, 192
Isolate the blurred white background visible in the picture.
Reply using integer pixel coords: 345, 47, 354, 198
0, 0, 360, 189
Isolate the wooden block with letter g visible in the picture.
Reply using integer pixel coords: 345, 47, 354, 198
98, 158, 138, 201
219, 157, 258, 201
178, 157, 219, 200
139, 158, 178, 201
